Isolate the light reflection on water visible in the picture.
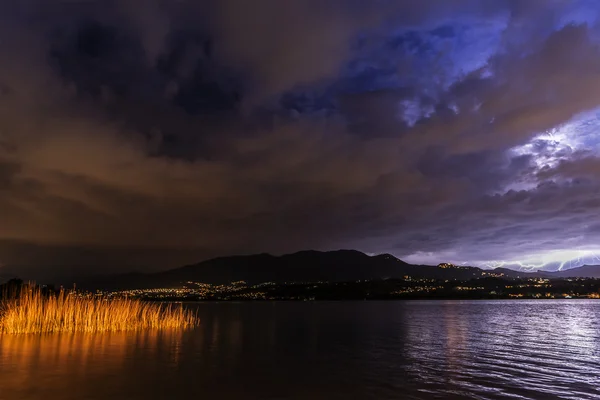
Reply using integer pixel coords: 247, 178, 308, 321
402, 301, 600, 399
1, 300, 600, 400
0, 330, 188, 400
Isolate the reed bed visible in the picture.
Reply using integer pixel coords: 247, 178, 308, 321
0, 289, 197, 334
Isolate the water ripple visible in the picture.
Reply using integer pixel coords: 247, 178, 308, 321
1, 300, 599, 399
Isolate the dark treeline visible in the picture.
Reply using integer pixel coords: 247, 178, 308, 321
0, 279, 57, 299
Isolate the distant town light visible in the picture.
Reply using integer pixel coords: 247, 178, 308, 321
438, 263, 456, 269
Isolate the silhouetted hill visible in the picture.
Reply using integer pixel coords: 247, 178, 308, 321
489, 265, 600, 279
81, 250, 485, 290
551, 265, 600, 278
77, 252, 600, 291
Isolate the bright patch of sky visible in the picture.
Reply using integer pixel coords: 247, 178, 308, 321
478, 248, 600, 271
558, 0, 600, 29
509, 108, 600, 190
403, 247, 600, 272
443, 20, 508, 82
385, 19, 508, 126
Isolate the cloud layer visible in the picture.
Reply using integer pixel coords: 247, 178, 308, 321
2, 0, 600, 280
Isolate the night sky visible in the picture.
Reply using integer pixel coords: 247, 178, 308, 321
2, 0, 600, 280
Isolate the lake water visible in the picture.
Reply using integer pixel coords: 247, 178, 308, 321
1, 300, 600, 400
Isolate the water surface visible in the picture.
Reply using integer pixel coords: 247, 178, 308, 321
1, 300, 599, 399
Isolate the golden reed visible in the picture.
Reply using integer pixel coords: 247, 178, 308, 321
0, 289, 197, 334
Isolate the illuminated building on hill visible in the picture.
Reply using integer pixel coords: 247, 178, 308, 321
438, 263, 456, 269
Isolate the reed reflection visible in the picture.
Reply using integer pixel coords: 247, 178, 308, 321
0, 329, 186, 399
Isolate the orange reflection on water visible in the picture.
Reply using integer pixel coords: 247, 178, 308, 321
0, 329, 185, 398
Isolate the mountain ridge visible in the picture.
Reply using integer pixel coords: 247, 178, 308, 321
71, 250, 600, 290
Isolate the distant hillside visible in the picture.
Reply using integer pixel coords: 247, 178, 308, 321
492, 265, 600, 279
82, 250, 486, 290
550, 265, 600, 278
494, 265, 600, 279
77, 251, 600, 290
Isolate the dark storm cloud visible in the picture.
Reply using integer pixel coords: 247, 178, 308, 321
2, 0, 600, 278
